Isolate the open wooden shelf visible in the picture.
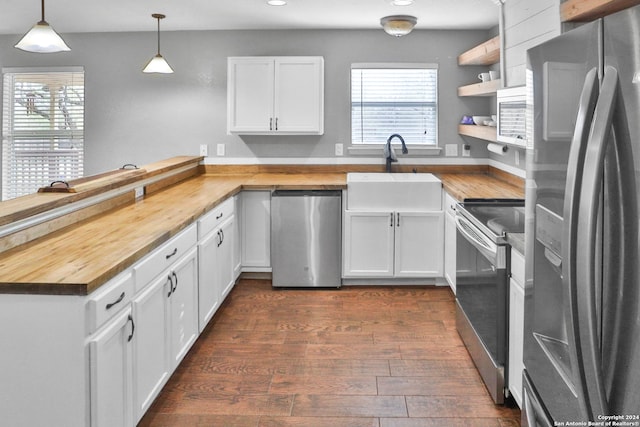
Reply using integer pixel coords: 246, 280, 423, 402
561, 0, 640, 21
458, 79, 501, 97
458, 124, 498, 142
458, 36, 501, 66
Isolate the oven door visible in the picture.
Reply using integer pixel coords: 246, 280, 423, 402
455, 213, 509, 403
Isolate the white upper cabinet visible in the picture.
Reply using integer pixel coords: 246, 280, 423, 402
227, 56, 324, 135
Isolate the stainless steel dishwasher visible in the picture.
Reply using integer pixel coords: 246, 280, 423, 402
271, 190, 342, 288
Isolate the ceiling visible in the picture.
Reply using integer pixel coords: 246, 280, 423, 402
0, 0, 500, 35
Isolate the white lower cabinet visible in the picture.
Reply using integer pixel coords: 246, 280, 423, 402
88, 307, 134, 427
343, 210, 443, 278
198, 197, 237, 332
233, 194, 242, 278
444, 192, 457, 293
132, 245, 198, 423
343, 211, 395, 277
394, 211, 444, 277
508, 248, 525, 408
240, 190, 271, 270
218, 217, 236, 300
132, 270, 171, 421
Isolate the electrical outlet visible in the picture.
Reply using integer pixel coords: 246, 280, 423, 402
199, 144, 208, 157
134, 187, 144, 199
462, 144, 471, 157
217, 144, 225, 156
335, 143, 343, 156
445, 144, 458, 157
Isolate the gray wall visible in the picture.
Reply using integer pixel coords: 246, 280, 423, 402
1, 28, 501, 176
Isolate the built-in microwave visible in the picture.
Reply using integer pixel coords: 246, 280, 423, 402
496, 86, 526, 147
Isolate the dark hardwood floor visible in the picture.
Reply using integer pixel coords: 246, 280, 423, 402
139, 279, 521, 426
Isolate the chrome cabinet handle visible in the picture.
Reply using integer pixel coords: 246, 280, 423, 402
216, 212, 223, 220
389, 212, 394, 227
396, 212, 400, 227
105, 291, 125, 310
275, 117, 278, 131
270, 118, 273, 131
220, 229, 224, 244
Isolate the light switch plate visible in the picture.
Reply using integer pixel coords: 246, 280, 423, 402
216, 144, 225, 156
445, 144, 458, 157
199, 144, 208, 156
335, 143, 343, 156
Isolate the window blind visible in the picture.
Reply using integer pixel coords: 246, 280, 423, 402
2, 68, 84, 200
351, 66, 438, 145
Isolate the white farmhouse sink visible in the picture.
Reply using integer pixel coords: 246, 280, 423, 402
347, 172, 442, 210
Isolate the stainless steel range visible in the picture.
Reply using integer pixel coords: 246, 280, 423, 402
455, 199, 525, 404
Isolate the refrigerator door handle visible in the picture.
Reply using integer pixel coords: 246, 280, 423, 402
574, 65, 619, 419
561, 67, 599, 416
523, 371, 553, 427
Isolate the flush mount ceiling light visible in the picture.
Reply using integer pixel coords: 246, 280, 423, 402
380, 15, 417, 37
391, 0, 414, 5
267, 0, 287, 5
143, 13, 174, 74
15, 0, 70, 53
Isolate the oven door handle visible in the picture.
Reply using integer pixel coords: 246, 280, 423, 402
455, 214, 498, 259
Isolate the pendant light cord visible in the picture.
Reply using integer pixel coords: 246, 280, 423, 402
40, 0, 46, 23
156, 17, 161, 55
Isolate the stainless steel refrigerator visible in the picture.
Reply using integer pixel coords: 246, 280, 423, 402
524, 6, 640, 425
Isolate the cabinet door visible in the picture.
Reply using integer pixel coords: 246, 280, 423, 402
274, 57, 324, 134
168, 247, 199, 369
218, 216, 236, 300
233, 194, 242, 279
343, 210, 395, 277
132, 273, 171, 422
227, 58, 274, 133
444, 210, 457, 293
88, 307, 133, 427
241, 191, 271, 269
198, 230, 220, 332
395, 211, 444, 278
509, 277, 525, 408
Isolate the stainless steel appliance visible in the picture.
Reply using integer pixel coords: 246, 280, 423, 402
524, 6, 640, 425
271, 190, 342, 288
455, 199, 525, 404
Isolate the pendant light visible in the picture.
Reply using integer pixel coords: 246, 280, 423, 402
15, 0, 70, 53
143, 13, 174, 74
380, 15, 417, 37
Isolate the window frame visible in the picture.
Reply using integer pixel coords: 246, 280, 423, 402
2, 66, 85, 201
349, 63, 439, 151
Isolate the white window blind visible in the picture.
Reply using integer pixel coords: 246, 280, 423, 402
2, 68, 85, 201
351, 65, 438, 145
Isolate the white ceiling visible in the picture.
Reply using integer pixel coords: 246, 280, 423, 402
0, 0, 499, 35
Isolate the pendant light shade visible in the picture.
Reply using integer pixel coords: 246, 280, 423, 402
143, 13, 174, 74
380, 15, 417, 37
15, 0, 70, 53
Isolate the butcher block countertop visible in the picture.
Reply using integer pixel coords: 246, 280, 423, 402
0, 166, 523, 296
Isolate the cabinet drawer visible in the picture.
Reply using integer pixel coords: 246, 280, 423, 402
198, 197, 234, 239
134, 224, 197, 293
87, 270, 134, 334
511, 248, 525, 286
